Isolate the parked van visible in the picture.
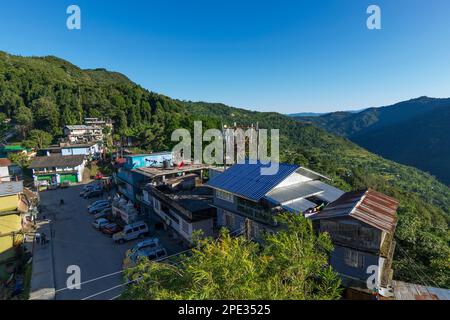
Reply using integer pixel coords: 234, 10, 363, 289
113, 221, 149, 244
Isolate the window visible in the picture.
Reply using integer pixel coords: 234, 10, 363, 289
216, 190, 234, 203
343, 248, 364, 268
224, 212, 234, 228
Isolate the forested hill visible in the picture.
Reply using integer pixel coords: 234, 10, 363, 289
292, 97, 450, 185
0, 51, 449, 287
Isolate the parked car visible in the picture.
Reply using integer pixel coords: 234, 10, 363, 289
88, 200, 111, 213
123, 246, 167, 268
88, 202, 110, 215
95, 172, 104, 180
84, 189, 105, 199
93, 208, 112, 220
87, 199, 109, 210
125, 238, 160, 258
80, 184, 97, 196
102, 223, 123, 236
92, 218, 111, 230
113, 221, 149, 244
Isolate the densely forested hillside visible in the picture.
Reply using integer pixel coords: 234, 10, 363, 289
0, 52, 448, 287
293, 97, 450, 185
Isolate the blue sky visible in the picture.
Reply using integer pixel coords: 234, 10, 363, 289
1, 0, 450, 113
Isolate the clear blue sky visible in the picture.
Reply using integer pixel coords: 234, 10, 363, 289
1, 0, 450, 113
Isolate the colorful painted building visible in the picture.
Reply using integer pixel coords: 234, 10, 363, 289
29, 155, 86, 186
116, 152, 173, 202
0, 181, 30, 279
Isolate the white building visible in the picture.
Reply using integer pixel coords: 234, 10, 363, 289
64, 125, 104, 143
0, 158, 11, 182
29, 155, 86, 186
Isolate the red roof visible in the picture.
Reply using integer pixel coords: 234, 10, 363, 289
312, 188, 399, 233
114, 158, 127, 168
0, 158, 12, 167
115, 158, 126, 164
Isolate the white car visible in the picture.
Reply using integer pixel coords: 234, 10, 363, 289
92, 218, 110, 230
113, 221, 149, 244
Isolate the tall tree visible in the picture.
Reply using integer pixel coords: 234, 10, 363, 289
31, 97, 60, 136
13, 106, 33, 138
23, 129, 53, 149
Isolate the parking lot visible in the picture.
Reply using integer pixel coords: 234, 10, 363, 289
39, 183, 185, 300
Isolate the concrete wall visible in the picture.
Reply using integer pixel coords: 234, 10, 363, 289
0, 166, 10, 181
124, 153, 173, 170
62, 147, 89, 156
151, 195, 214, 243
0, 214, 22, 268
62, 144, 100, 156
0, 194, 19, 211
117, 169, 148, 201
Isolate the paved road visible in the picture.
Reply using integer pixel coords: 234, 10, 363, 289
39, 185, 134, 300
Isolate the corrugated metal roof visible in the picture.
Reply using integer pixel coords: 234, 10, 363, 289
307, 180, 345, 203
30, 155, 85, 169
393, 281, 450, 300
0, 158, 12, 167
311, 188, 399, 233
206, 161, 299, 202
265, 181, 323, 204
283, 198, 316, 213
0, 181, 23, 197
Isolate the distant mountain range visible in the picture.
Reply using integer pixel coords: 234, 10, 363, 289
288, 112, 326, 117
1, 51, 449, 286
292, 96, 450, 185
288, 109, 365, 118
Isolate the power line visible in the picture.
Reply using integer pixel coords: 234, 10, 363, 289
395, 242, 439, 289
30, 226, 246, 300
81, 277, 142, 300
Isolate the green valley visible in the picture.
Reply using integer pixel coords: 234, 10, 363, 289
0, 52, 449, 287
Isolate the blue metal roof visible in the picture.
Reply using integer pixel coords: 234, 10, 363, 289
206, 161, 299, 202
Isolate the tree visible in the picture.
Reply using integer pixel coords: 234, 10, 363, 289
31, 97, 60, 136
8, 152, 30, 169
14, 106, 34, 138
23, 129, 53, 150
122, 214, 342, 300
